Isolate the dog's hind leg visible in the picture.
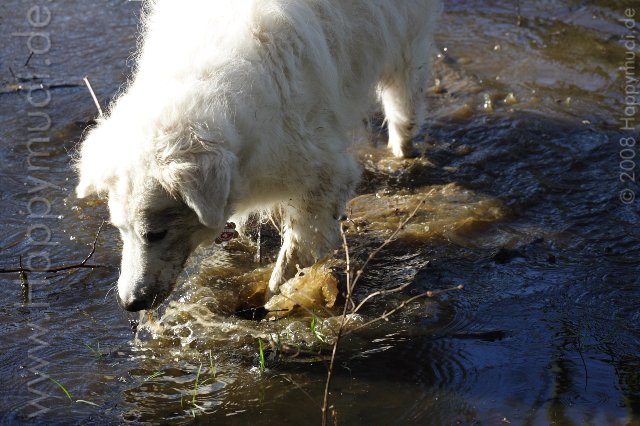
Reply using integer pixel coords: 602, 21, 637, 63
379, 44, 431, 158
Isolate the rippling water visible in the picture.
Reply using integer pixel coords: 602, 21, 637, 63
1, 0, 638, 424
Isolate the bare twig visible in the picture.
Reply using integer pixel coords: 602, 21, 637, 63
344, 285, 464, 336
321, 195, 428, 425
0, 221, 107, 274
279, 374, 319, 406
348, 195, 428, 293
321, 224, 353, 426
83, 76, 104, 117
352, 282, 412, 314
24, 51, 34, 67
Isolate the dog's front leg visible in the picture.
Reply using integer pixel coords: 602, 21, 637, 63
265, 196, 341, 301
265, 145, 358, 302
266, 225, 315, 300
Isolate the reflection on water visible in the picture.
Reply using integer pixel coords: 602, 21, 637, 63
1, 0, 639, 424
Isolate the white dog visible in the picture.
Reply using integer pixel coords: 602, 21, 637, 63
75, 0, 441, 311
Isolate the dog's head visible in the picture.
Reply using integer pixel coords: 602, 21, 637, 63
75, 118, 235, 311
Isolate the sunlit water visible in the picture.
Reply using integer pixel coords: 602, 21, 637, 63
1, 1, 638, 424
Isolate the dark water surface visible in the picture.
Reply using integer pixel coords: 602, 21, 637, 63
1, 1, 639, 425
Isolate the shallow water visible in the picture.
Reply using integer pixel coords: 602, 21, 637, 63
1, 0, 639, 424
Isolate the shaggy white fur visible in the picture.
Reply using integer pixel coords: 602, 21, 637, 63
75, 0, 442, 311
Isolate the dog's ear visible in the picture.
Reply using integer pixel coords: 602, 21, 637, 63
74, 121, 118, 198
157, 148, 235, 231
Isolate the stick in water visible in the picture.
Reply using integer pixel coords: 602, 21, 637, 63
83, 76, 104, 117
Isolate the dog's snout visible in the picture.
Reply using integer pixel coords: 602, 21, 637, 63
117, 293, 152, 312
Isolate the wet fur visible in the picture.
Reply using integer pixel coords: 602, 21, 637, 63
74, 0, 441, 310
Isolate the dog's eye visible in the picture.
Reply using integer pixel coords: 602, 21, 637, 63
143, 230, 167, 243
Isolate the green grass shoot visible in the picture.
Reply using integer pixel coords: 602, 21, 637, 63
197, 352, 218, 387
48, 377, 72, 401
49, 376, 99, 407
144, 371, 163, 381
258, 338, 266, 372
209, 350, 216, 378
310, 312, 325, 342
84, 342, 104, 358
310, 314, 317, 334
192, 363, 202, 406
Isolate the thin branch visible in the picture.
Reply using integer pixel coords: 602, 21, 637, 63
24, 51, 34, 67
19, 256, 27, 284
83, 76, 104, 117
321, 223, 352, 426
0, 221, 106, 274
279, 374, 320, 407
348, 195, 428, 294
352, 282, 413, 314
78, 220, 105, 266
344, 285, 464, 336
321, 194, 431, 425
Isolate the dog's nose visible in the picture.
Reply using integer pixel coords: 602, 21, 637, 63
117, 294, 152, 312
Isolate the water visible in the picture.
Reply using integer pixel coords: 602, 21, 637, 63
1, 0, 639, 424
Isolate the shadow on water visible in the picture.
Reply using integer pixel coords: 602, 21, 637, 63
0, 0, 639, 424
